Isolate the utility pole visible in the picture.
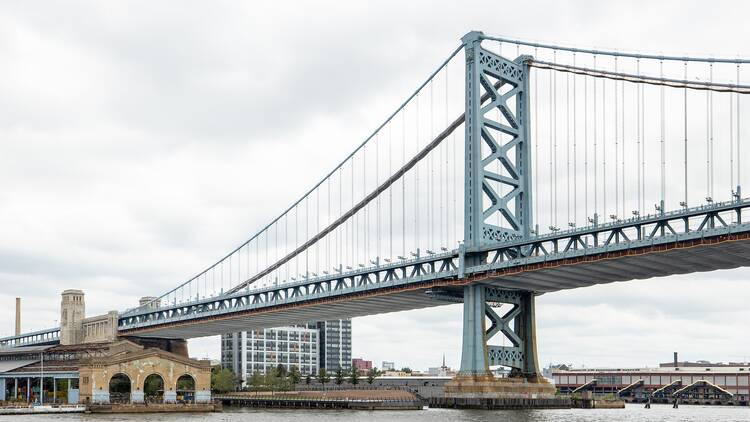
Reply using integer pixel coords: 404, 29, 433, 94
39, 351, 44, 405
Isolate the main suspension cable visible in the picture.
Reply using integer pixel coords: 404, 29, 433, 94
529, 60, 750, 93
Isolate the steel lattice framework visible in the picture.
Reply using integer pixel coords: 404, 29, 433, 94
463, 31, 532, 248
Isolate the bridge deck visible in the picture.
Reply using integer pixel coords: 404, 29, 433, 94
118, 228, 750, 339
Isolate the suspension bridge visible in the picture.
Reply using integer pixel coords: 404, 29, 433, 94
3, 31, 749, 385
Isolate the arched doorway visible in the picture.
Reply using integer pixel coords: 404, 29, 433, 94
176, 374, 196, 403
143, 374, 164, 403
109, 373, 131, 403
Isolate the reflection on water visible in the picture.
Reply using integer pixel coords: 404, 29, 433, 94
0, 404, 748, 422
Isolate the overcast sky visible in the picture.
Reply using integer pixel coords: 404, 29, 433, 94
1, 1, 749, 372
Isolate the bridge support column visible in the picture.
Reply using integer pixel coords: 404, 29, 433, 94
458, 284, 489, 376
445, 285, 554, 400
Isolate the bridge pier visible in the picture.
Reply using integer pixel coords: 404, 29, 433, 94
444, 284, 555, 401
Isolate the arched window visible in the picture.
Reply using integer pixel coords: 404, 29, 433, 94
176, 374, 196, 403
109, 373, 131, 404
143, 374, 164, 403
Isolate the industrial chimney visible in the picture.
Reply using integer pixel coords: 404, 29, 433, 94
14, 297, 20, 336
674, 352, 679, 367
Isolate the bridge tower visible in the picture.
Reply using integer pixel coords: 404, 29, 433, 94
451, 31, 550, 395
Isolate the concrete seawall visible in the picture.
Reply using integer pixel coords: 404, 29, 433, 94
428, 396, 571, 410
219, 396, 422, 410
88, 403, 220, 413
216, 390, 423, 410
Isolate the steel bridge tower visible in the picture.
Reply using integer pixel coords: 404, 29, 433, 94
456, 31, 546, 387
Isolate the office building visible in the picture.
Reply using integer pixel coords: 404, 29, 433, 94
221, 318, 351, 384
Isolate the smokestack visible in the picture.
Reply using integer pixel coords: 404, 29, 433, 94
15, 297, 20, 336
674, 352, 678, 367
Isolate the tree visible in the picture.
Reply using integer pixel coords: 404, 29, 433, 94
276, 364, 288, 378
265, 369, 280, 393
317, 368, 330, 389
349, 366, 360, 385
335, 368, 345, 385
401, 367, 412, 374
289, 365, 301, 385
248, 371, 263, 390
305, 374, 312, 385
211, 367, 236, 393
366, 368, 380, 385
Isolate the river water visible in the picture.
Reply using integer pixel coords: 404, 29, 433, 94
1, 404, 749, 421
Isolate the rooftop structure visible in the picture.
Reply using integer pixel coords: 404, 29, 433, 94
553, 360, 750, 405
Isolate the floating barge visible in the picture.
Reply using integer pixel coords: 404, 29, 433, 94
0, 404, 86, 415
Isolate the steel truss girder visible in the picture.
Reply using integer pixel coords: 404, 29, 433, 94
0, 327, 60, 349
463, 31, 533, 249
477, 199, 750, 267
118, 253, 458, 331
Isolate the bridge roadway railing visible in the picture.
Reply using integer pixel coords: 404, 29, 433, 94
118, 251, 460, 331
0, 327, 60, 349
471, 197, 750, 274
117, 198, 750, 332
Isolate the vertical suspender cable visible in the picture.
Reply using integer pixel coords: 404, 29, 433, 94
415, 94, 419, 252
339, 167, 342, 268
429, 79, 433, 250
682, 61, 688, 207
731, 75, 735, 193
637, 59, 641, 215
614, 56, 620, 219
351, 155, 354, 267
738, 64, 742, 192
584, 69, 588, 222
593, 55, 598, 221
376, 132, 380, 261
438, 75, 444, 247
573, 53, 577, 226
444, 66, 449, 247
710, 62, 714, 199
566, 63, 571, 225
641, 69, 646, 215
603, 67, 607, 218
706, 65, 710, 200
364, 143, 368, 262
389, 123, 393, 259
304, 197, 308, 275
554, 50, 558, 228
534, 48, 539, 231
621, 67, 625, 218
316, 187, 319, 273
660, 60, 666, 208
402, 110, 406, 256
453, 84, 458, 245
549, 65, 554, 228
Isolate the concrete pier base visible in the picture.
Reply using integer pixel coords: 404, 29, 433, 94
444, 374, 556, 400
